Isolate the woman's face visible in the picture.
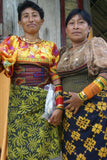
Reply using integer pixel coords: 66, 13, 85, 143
18, 7, 44, 35
66, 14, 91, 43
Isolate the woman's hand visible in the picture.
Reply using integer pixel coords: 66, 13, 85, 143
48, 109, 63, 126
64, 92, 83, 114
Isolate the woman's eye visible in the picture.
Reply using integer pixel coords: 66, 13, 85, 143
79, 21, 84, 24
69, 22, 74, 25
33, 14, 37, 17
23, 15, 28, 18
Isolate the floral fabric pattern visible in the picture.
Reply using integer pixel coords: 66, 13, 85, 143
62, 88, 107, 160
0, 35, 60, 82
8, 84, 61, 160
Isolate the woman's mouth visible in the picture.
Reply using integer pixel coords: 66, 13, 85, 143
27, 24, 36, 27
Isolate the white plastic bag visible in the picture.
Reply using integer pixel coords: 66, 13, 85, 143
42, 83, 56, 120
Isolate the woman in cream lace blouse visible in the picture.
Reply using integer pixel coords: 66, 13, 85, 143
57, 8, 107, 160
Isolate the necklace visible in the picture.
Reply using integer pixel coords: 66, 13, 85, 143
21, 36, 42, 44
63, 41, 88, 62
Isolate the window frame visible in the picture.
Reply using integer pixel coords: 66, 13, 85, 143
60, 0, 83, 46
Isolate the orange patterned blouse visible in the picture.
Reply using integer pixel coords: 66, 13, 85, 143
0, 35, 60, 87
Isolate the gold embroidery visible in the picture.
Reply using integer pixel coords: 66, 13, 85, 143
76, 153, 86, 160
92, 124, 102, 134
98, 112, 104, 118
71, 131, 80, 141
63, 118, 70, 132
76, 116, 90, 130
97, 101, 107, 111
62, 85, 107, 159
62, 153, 68, 160
84, 138, 96, 152
98, 147, 107, 158
104, 128, 107, 140
65, 109, 73, 118
65, 141, 75, 155
98, 89, 107, 97
84, 103, 95, 113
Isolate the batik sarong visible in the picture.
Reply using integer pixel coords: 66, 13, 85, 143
8, 84, 61, 160
62, 88, 107, 160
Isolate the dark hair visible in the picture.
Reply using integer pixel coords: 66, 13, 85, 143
65, 8, 92, 27
17, 0, 44, 21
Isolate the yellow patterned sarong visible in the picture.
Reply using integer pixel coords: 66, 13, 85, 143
8, 84, 61, 160
62, 88, 107, 160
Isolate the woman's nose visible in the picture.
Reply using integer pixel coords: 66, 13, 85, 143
29, 15, 34, 22
73, 22, 78, 29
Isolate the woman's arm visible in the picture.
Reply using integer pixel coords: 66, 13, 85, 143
0, 36, 19, 77
0, 55, 4, 73
48, 79, 64, 126
48, 43, 64, 126
79, 74, 107, 101
65, 74, 107, 114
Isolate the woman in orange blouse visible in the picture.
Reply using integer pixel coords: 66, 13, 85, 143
0, 1, 63, 159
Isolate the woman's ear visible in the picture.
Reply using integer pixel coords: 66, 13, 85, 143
88, 26, 92, 33
40, 19, 44, 26
18, 21, 22, 27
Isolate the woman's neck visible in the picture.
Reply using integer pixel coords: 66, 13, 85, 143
72, 39, 88, 48
23, 33, 40, 42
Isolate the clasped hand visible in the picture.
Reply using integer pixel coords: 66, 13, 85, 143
48, 92, 83, 126
48, 109, 63, 126
64, 92, 83, 114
